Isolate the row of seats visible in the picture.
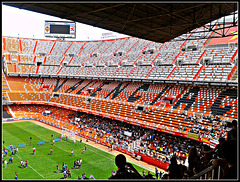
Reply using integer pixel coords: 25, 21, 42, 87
170, 65, 201, 80
178, 49, 205, 64
197, 64, 234, 81
204, 47, 237, 64
8, 91, 52, 102
4, 47, 236, 67
5, 63, 237, 82
8, 104, 74, 127
5, 76, 238, 119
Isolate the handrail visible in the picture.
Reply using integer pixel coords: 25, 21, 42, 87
190, 165, 222, 180
190, 165, 214, 179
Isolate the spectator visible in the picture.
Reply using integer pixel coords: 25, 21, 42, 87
227, 120, 237, 141
167, 156, 182, 179
36, 110, 234, 180
142, 169, 146, 178
221, 140, 237, 179
204, 137, 225, 159
187, 147, 202, 177
201, 144, 212, 169
155, 166, 159, 179
211, 157, 229, 179
109, 154, 143, 179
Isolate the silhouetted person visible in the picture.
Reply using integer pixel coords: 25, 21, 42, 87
167, 156, 182, 179
227, 120, 237, 141
204, 137, 225, 159
221, 140, 237, 179
187, 147, 202, 177
201, 144, 212, 169
109, 154, 143, 179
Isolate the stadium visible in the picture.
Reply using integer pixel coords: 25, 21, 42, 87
2, 2, 238, 180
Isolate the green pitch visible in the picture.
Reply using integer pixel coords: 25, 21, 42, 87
2, 121, 154, 180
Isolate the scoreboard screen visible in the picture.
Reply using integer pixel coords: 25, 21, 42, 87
45, 21, 76, 38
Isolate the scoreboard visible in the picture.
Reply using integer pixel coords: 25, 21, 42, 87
45, 20, 76, 38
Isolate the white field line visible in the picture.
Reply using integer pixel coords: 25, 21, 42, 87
3, 144, 45, 179
16, 155, 45, 178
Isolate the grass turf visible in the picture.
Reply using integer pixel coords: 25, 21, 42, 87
2, 121, 154, 180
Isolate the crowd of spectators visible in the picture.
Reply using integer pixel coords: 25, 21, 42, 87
181, 112, 229, 141
65, 111, 237, 179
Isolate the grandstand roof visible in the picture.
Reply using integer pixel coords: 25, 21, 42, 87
3, 2, 237, 43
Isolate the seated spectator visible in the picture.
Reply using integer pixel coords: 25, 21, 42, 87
109, 154, 143, 179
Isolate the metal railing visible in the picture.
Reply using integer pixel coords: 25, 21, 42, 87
190, 165, 222, 179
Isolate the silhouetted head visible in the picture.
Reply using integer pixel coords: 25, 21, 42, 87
170, 156, 177, 165
189, 147, 197, 157
115, 154, 126, 169
218, 137, 226, 144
